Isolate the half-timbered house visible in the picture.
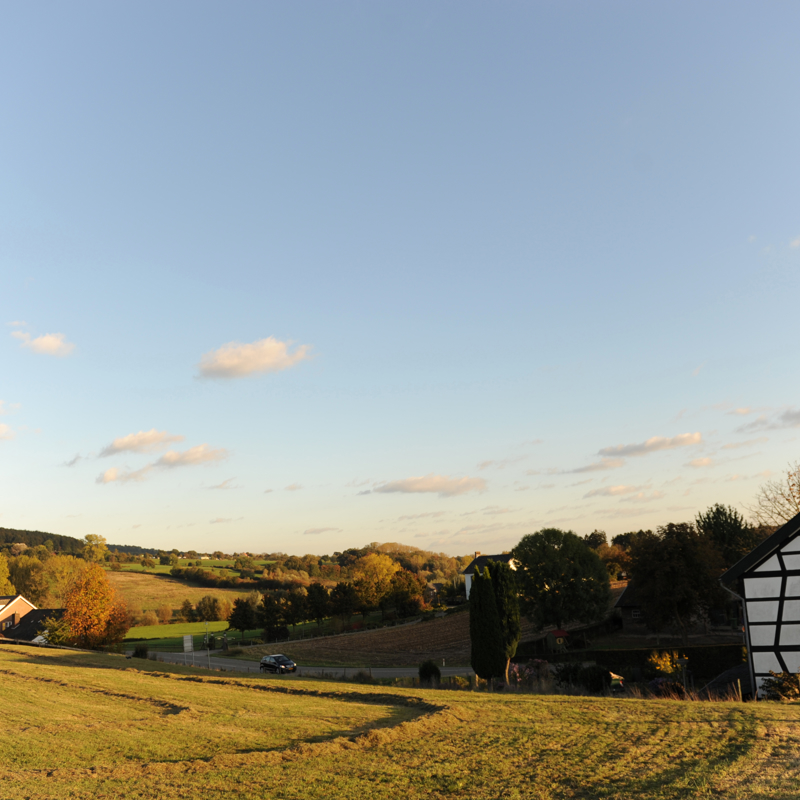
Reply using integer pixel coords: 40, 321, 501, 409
720, 510, 800, 697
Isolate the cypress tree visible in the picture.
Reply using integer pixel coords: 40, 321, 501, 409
469, 566, 506, 682
487, 560, 521, 684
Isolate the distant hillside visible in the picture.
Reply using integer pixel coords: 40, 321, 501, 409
0, 527, 84, 554
0, 527, 159, 557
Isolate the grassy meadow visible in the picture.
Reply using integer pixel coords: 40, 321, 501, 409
106, 569, 250, 611
2, 645, 800, 799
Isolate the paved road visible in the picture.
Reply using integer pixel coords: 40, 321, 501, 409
140, 649, 474, 679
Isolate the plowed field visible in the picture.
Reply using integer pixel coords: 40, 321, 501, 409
243, 611, 541, 666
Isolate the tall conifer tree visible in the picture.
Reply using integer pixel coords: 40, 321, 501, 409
487, 560, 521, 684
469, 566, 506, 681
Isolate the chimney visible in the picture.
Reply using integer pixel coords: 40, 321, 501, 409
475, 551, 481, 559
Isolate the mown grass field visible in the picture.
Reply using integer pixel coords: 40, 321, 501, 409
106, 570, 249, 611
1, 644, 799, 800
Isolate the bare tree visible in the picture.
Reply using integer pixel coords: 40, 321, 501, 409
746, 462, 800, 527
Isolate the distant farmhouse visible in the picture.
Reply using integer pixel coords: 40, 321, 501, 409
721, 510, 800, 697
0, 595, 61, 644
462, 551, 517, 599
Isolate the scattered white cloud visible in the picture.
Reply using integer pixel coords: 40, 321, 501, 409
285, 483, 303, 491
373, 474, 487, 498
567, 458, 625, 474
12, 330, 75, 356
569, 479, 593, 487
0, 400, 21, 415
687, 457, 714, 468
791, 236, 800, 248
525, 467, 559, 476
132, 524, 141, 529
263, 488, 273, 494
96, 466, 151, 484
6, 321, 27, 327
584, 485, 642, 498
63, 454, 82, 467
748, 235, 756, 243
461, 506, 514, 517
0, 424, 13, 441
304, 526, 341, 536
514, 485, 530, 492
209, 478, 239, 490
100, 429, 185, 457
738, 409, 800, 433
728, 407, 756, 416
721, 437, 768, 450
599, 432, 702, 458
96, 444, 227, 485
197, 336, 311, 379
345, 478, 371, 487
210, 517, 243, 524
620, 490, 665, 504
154, 444, 228, 468
692, 363, 705, 377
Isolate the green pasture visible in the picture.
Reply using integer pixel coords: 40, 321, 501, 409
2, 644, 800, 799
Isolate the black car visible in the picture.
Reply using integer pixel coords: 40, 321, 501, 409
260, 654, 297, 674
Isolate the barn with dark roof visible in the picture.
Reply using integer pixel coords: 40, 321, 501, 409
720, 510, 800, 697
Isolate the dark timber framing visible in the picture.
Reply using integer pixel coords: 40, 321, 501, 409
720, 510, 800, 696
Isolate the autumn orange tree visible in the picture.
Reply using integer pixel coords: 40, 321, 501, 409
61, 562, 129, 648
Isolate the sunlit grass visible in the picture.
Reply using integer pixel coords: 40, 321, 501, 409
1, 645, 799, 799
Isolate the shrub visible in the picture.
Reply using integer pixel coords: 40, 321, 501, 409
141, 610, 159, 627
419, 660, 441, 687
555, 662, 611, 693
133, 643, 149, 659
351, 670, 377, 684
762, 671, 800, 702
156, 605, 173, 624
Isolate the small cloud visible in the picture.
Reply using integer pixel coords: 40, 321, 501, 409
285, 483, 303, 491
569, 479, 593, 487
100, 429, 185, 457
721, 437, 768, 450
374, 474, 487, 498
132, 524, 141, 529
97, 444, 227, 485
6, 321, 27, 327
0, 424, 14, 441
687, 457, 714, 468
791, 237, 800, 248
477, 456, 525, 471
728, 407, 754, 416
398, 511, 447, 521
357, 489, 372, 495
692, 364, 705, 377
345, 478, 371, 487
599, 432, 702, 458
748, 235, 756, 243
209, 478, 239, 490
584, 485, 642, 498
303, 526, 341, 536
96, 466, 151, 484
567, 458, 625, 474
63, 454, 82, 467
154, 444, 228, 468
620, 490, 665, 504
12, 330, 75, 356
514, 485, 530, 492
210, 517, 237, 524
263, 488, 273, 494
738, 409, 800, 433
0, 400, 21, 415
197, 336, 311, 379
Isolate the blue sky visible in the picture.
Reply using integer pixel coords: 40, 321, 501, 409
2, 2, 799, 555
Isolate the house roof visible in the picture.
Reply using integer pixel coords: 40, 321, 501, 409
720, 510, 800, 584
0, 595, 37, 615
614, 582, 641, 609
4, 609, 62, 641
462, 554, 516, 575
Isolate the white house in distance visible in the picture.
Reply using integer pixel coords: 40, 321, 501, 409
462, 552, 517, 599
720, 510, 800, 697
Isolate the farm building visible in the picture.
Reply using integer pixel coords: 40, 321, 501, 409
0, 594, 37, 633
720, 510, 800, 697
614, 582, 648, 634
0, 595, 61, 643
462, 552, 517, 599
